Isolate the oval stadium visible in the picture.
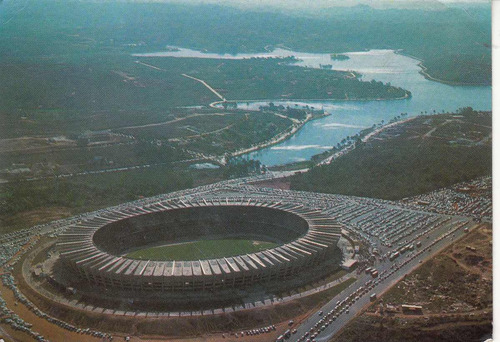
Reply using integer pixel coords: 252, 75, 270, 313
56, 196, 342, 293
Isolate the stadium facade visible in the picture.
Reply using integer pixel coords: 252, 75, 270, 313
57, 197, 342, 292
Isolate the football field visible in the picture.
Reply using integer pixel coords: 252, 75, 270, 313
126, 239, 278, 261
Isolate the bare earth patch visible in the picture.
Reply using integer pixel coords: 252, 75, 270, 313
0, 207, 72, 234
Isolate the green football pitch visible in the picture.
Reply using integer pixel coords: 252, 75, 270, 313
126, 239, 278, 261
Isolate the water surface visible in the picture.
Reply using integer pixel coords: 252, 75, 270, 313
136, 48, 491, 165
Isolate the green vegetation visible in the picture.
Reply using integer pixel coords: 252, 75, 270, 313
419, 54, 492, 85
0, 1, 491, 236
259, 102, 325, 121
268, 160, 313, 172
0, 110, 289, 183
0, 55, 405, 140
118, 110, 293, 155
291, 108, 492, 200
180, 111, 291, 155
330, 54, 349, 61
0, 1, 490, 85
182, 57, 409, 101
126, 239, 279, 260
0, 165, 205, 234
0, 59, 219, 138
0, 141, 190, 172
116, 112, 248, 140
223, 158, 262, 179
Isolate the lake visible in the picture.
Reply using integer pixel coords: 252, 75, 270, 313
135, 48, 491, 166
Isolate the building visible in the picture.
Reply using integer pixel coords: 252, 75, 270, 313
341, 259, 358, 271
57, 197, 342, 293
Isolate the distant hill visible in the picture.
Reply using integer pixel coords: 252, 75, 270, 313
0, 1, 491, 85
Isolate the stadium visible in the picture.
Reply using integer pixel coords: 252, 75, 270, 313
56, 196, 342, 293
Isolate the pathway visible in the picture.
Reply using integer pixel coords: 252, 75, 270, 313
182, 74, 226, 101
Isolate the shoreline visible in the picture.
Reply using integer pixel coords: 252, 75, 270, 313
229, 112, 330, 160
315, 116, 419, 167
209, 92, 411, 109
212, 91, 410, 165
394, 50, 490, 87
137, 46, 489, 87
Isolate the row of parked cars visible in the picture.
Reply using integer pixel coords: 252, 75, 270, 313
289, 219, 471, 342
222, 324, 276, 338
1, 241, 114, 341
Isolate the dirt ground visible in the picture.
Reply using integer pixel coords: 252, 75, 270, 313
331, 224, 492, 342
249, 178, 291, 190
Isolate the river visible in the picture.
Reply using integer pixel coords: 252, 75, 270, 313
134, 48, 491, 166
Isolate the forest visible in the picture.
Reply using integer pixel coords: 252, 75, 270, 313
0, 1, 491, 85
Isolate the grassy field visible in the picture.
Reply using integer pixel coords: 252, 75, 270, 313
126, 239, 279, 260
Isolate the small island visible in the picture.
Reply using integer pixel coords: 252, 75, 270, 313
330, 53, 350, 61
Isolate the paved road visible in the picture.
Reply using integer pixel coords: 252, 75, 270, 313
135, 60, 167, 71
287, 217, 473, 342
